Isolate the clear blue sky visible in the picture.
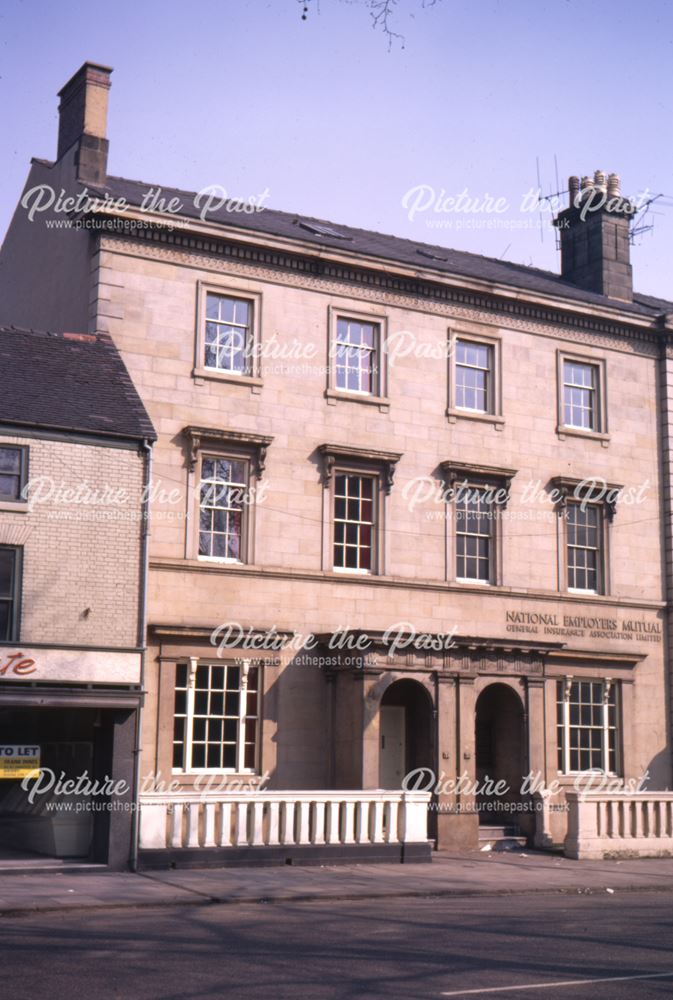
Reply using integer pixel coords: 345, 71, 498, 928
1, 0, 672, 298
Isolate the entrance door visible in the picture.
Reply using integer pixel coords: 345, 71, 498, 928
474, 684, 525, 825
379, 705, 406, 788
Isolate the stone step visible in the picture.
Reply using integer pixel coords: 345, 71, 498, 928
478, 825, 522, 840
479, 836, 528, 850
478, 823, 528, 850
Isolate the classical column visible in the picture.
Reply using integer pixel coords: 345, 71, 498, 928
525, 677, 547, 784
362, 669, 383, 789
524, 675, 547, 845
454, 675, 478, 849
434, 674, 458, 850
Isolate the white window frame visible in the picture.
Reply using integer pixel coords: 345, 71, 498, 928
556, 350, 609, 444
455, 485, 494, 584
204, 293, 252, 375
442, 463, 515, 587
172, 658, 260, 775
332, 471, 377, 574
447, 328, 503, 429
197, 454, 249, 564
455, 339, 493, 414
326, 306, 389, 408
184, 426, 272, 566
194, 282, 263, 390
319, 444, 399, 576
563, 359, 597, 430
565, 501, 602, 594
557, 677, 620, 776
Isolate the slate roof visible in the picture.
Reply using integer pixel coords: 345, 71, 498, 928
77, 169, 673, 320
0, 326, 156, 441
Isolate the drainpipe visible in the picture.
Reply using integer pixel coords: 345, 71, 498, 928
657, 314, 673, 787
130, 437, 153, 872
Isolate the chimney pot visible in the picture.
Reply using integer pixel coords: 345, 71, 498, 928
594, 170, 607, 190
568, 176, 580, 205
607, 173, 621, 198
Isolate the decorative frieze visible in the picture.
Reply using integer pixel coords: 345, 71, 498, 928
96, 235, 662, 356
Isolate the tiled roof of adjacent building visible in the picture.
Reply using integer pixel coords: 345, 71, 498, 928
0, 326, 156, 441
75, 169, 673, 320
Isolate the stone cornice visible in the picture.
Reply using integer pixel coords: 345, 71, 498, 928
96, 237, 663, 359
91, 217, 663, 344
149, 623, 294, 645
546, 648, 645, 668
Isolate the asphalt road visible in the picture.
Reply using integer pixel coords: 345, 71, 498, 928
2, 890, 673, 1000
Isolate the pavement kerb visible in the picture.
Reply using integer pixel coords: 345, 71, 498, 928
4, 878, 673, 919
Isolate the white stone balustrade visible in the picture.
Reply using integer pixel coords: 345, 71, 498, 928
139, 790, 431, 851
565, 791, 673, 859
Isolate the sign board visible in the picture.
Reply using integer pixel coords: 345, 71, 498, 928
0, 648, 141, 684
504, 610, 662, 644
0, 745, 41, 779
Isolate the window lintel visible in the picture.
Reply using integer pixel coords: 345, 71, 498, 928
319, 442, 402, 494
548, 475, 623, 520
184, 426, 274, 477
440, 460, 517, 503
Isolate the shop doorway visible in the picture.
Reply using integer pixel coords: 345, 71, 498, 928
0, 708, 98, 861
474, 683, 525, 826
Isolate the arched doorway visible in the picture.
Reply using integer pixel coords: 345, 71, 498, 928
474, 683, 525, 826
379, 680, 433, 789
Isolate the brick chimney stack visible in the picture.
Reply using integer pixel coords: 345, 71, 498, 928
57, 62, 112, 184
554, 170, 637, 303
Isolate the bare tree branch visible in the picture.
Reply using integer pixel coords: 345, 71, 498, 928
368, 1, 405, 50
298, 0, 442, 50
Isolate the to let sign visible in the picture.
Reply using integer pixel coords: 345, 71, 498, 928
0, 745, 41, 779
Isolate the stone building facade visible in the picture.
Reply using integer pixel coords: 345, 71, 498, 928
1, 63, 673, 860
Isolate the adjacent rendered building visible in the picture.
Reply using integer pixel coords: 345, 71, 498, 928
0, 326, 155, 867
